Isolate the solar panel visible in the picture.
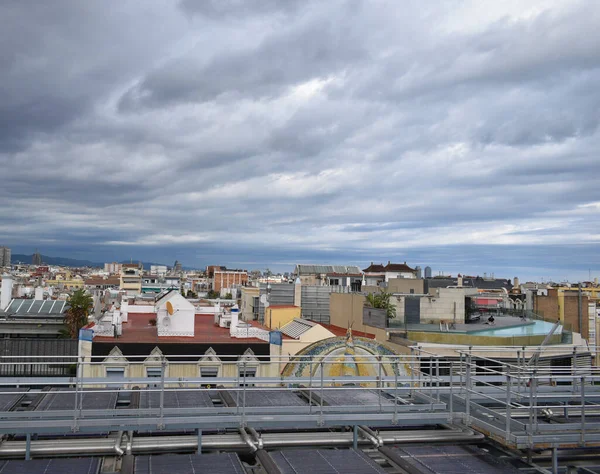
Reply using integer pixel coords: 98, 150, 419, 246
139, 389, 214, 409
394, 445, 521, 474
135, 453, 245, 474
35, 388, 118, 411
225, 389, 307, 407
318, 389, 394, 407
0, 457, 99, 474
270, 449, 386, 474
0, 388, 26, 411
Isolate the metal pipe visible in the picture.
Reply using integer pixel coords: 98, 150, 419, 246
247, 426, 263, 450
0, 428, 485, 457
126, 431, 133, 455
114, 431, 124, 456
358, 426, 382, 447
239, 427, 257, 452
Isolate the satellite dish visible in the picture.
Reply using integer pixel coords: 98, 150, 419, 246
166, 301, 175, 316
264, 301, 270, 308
259, 294, 268, 304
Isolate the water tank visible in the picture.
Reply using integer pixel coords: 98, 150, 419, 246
424, 266, 432, 279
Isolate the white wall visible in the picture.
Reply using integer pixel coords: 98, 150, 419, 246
156, 292, 195, 337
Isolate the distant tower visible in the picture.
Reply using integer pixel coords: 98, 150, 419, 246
424, 266, 432, 279
415, 266, 422, 279
174, 260, 182, 273
32, 249, 42, 266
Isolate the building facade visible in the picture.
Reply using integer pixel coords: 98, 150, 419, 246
0, 247, 11, 268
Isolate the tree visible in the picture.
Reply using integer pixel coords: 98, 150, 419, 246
224, 292, 233, 299
365, 291, 396, 320
207, 290, 219, 299
64, 289, 94, 339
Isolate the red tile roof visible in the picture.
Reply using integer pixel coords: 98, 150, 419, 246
93, 313, 267, 344
319, 323, 376, 339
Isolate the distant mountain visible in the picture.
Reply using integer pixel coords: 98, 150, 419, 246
11, 254, 104, 268
10, 254, 176, 270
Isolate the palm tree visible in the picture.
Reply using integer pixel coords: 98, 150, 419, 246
364, 291, 396, 320
64, 289, 94, 339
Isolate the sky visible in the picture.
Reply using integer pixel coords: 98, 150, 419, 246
1, 0, 599, 281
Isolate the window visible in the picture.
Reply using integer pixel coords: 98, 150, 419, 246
146, 367, 162, 378
200, 366, 219, 378
410, 289, 415, 294
106, 367, 125, 389
106, 367, 125, 378
239, 366, 257, 386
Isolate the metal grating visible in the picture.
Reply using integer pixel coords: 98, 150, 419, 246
224, 389, 307, 407
35, 388, 118, 411
135, 453, 245, 474
280, 318, 316, 339
270, 448, 386, 473
0, 457, 99, 474
318, 389, 394, 407
139, 389, 214, 409
0, 388, 26, 411
393, 445, 521, 474
301, 286, 331, 324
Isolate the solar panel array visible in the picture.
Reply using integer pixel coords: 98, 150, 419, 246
392, 445, 521, 474
139, 389, 214, 409
0, 388, 26, 411
0, 457, 99, 474
270, 448, 386, 474
318, 389, 394, 406
35, 388, 118, 411
135, 453, 245, 474
6, 299, 67, 316
225, 389, 307, 407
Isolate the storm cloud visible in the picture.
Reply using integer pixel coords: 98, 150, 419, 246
1, 0, 599, 281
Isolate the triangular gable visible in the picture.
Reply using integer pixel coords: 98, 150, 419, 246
239, 348, 259, 365
103, 346, 125, 365
198, 347, 221, 365
144, 346, 164, 364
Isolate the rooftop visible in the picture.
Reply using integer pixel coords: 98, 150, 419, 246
295, 264, 362, 275
320, 323, 376, 339
94, 312, 268, 344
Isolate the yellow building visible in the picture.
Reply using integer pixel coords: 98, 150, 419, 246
45, 271, 84, 290
264, 305, 301, 330
120, 263, 142, 296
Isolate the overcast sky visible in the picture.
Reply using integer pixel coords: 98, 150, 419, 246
1, 0, 599, 281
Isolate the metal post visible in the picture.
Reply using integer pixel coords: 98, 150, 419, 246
459, 352, 464, 393
409, 348, 414, 397
197, 429, 202, 455
353, 425, 358, 450
308, 360, 313, 414
505, 365, 512, 442
319, 360, 324, 424
159, 357, 166, 427
378, 356, 383, 413
572, 347, 578, 393
465, 352, 471, 426
449, 361, 453, 420
236, 361, 240, 413
25, 433, 31, 461
581, 376, 586, 446
394, 360, 399, 423
552, 446, 558, 474
516, 350, 521, 394
73, 356, 80, 428
436, 357, 440, 403
242, 361, 247, 426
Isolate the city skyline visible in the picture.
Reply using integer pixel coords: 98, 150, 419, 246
1, 1, 599, 284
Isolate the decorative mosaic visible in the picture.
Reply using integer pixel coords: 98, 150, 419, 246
282, 330, 410, 381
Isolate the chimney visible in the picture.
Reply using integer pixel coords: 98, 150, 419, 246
457, 276, 463, 287
1, 274, 13, 311
514, 277, 520, 288
388, 261, 391, 265
230, 305, 239, 330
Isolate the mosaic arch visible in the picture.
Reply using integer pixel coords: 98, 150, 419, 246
281, 330, 410, 381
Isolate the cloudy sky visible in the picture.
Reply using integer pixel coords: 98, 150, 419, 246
1, 0, 599, 281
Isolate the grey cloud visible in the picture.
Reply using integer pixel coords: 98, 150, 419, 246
2, 0, 600, 281
179, 0, 306, 18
